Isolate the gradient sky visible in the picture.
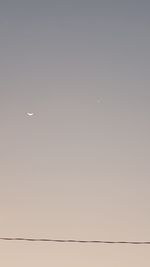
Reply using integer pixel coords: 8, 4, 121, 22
0, 1, 150, 266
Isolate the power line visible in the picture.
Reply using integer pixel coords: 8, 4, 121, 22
0, 237, 150, 245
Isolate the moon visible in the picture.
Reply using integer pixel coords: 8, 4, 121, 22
27, 112, 34, 116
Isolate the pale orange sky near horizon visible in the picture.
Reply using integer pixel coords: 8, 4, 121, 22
0, 0, 150, 266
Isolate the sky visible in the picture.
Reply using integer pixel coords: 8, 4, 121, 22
0, 0, 150, 266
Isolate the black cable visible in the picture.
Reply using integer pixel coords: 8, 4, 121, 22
0, 237, 150, 245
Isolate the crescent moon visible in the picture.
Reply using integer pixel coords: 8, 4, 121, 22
27, 113, 34, 116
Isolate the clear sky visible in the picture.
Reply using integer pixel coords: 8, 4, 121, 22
0, 0, 150, 266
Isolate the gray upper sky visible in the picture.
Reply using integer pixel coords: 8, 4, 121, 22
0, 1, 150, 266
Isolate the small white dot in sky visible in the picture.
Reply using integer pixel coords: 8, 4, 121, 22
97, 98, 103, 104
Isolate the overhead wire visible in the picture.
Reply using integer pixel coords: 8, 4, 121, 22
0, 237, 150, 245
